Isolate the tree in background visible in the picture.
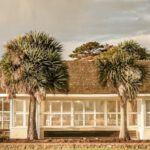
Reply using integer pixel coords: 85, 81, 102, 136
69, 41, 112, 59
118, 40, 150, 60
97, 47, 147, 140
0, 31, 69, 140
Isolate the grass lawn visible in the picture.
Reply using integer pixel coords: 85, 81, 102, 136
0, 148, 148, 150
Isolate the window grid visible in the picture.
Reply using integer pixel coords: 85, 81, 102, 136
0, 98, 10, 129
14, 100, 29, 127
42, 100, 129, 128
127, 102, 138, 126
146, 100, 150, 126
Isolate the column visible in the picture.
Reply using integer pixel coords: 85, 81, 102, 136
138, 99, 145, 139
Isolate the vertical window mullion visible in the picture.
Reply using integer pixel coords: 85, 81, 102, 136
94, 101, 96, 127
105, 101, 107, 127
23, 100, 26, 127
71, 101, 74, 127
49, 102, 51, 126
61, 101, 63, 127
83, 101, 85, 127
116, 100, 118, 126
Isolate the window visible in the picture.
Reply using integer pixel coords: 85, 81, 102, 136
42, 99, 122, 128
127, 102, 137, 126
95, 101, 104, 126
62, 102, 71, 126
0, 99, 10, 129
14, 100, 29, 127
63, 114, 71, 126
74, 101, 83, 126
43, 101, 72, 127
146, 101, 150, 126
107, 101, 118, 126
51, 114, 61, 126
51, 102, 61, 126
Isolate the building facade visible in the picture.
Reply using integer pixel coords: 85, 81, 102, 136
0, 60, 150, 139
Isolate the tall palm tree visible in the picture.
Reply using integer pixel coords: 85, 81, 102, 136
0, 31, 69, 140
97, 46, 147, 140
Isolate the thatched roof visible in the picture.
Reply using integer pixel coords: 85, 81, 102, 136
65, 60, 150, 94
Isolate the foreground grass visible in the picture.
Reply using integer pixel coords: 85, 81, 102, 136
0, 148, 147, 150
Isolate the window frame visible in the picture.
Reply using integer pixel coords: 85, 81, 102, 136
0, 98, 10, 129
13, 99, 29, 128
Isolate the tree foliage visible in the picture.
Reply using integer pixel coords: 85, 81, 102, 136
69, 41, 112, 59
97, 46, 147, 139
0, 31, 69, 96
118, 40, 150, 60
98, 46, 147, 100
0, 31, 69, 140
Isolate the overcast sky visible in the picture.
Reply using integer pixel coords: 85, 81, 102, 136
0, 0, 150, 59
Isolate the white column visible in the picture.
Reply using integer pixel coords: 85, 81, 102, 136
10, 98, 14, 128
138, 99, 145, 139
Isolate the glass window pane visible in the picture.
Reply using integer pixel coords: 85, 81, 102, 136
63, 102, 71, 112
96, 101, 104, 112
45, 101, 50, 112
146, 114, 150, 126
107, 114, 116, 126
0, 122, 2, 129
146, 101, 150, 112
85, 101, 94, 112
4, 102, 10, 111
74, 101, 83, 113
51, 102, 61, 112
26, 101, 29, 112
14, 114, 23, 126
3, 113, 10, 121
118, 114, 120, 126
0, 101, 2, 111
3, 121, 9, 129
128, 102, 137, 112
85, 114, 94, 126
43, 114, 49, 126
74, 114, 83, 126
15, 100, 23, 112
107, 101, 116, 112
0, 113, 2, 121
26, 114, 28, 126
128, 114, 137, 126
117, 101, 120, 112
51, 114, 61, 126
63, 114, 71, 126
96, 114, 104, 126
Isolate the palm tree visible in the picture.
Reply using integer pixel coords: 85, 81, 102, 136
0, 31, 69, 140
118, 40, 150, 60
97, 46, 147, 140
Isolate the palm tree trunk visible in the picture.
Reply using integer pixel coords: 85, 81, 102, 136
119, 99, 130, 140
27, 93, 38, 140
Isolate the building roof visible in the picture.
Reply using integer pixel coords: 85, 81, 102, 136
65, 60, 150, 94
0, 60, 150, 94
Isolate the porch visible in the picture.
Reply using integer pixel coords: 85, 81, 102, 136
0, 94, 150, 139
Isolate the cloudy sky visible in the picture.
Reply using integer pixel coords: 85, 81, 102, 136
0, 0, 150, 59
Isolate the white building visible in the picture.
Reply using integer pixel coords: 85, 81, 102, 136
0, 60, 150, 139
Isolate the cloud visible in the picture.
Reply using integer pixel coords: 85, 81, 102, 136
0, 0, 150, 59
104, 34, 150, 49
